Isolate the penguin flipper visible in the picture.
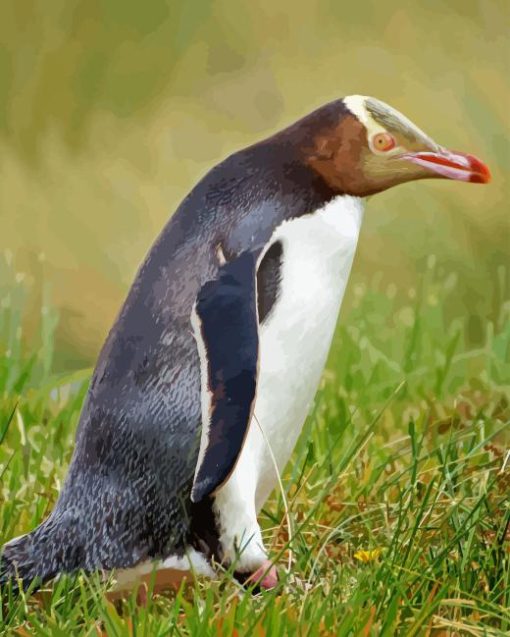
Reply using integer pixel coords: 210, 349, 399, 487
190, 251, 259, 503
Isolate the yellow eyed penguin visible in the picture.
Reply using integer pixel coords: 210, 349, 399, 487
0, 96, 490, 593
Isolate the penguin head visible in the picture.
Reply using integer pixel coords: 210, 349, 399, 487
304, 95, 490, 197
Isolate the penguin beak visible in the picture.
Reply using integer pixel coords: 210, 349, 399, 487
401, 149, 491, 184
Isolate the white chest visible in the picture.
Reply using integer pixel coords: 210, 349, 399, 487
251, 195, 364, 506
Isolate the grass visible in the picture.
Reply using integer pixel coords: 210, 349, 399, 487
0, 2, 508, 633
0, 254, 508, 636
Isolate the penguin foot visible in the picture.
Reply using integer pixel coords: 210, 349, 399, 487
250, 561, 278, 590
235, 560, 278, 592
136, 582, 149, 607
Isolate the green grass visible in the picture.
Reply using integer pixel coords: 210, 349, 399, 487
0, 2, 508, 633
0, 256, 509, 636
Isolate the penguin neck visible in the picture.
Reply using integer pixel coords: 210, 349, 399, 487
250, 140, 344, 216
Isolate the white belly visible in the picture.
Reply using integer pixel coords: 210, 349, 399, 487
251, 195, 364, 508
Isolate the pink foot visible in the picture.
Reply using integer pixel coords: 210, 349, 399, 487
247, 560, 278, 590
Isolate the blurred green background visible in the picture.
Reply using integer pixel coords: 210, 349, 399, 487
0, 0, 508, 370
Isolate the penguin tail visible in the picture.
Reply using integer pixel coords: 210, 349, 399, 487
0, 532, 49, 593
0, 516, 80, 593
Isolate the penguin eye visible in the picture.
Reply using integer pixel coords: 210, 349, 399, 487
371, 132, 396, 153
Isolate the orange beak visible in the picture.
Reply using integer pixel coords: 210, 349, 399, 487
402, 149, 491, 184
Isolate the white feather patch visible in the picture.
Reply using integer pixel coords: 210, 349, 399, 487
112, 547, 215, 590
343, 94, 387, 138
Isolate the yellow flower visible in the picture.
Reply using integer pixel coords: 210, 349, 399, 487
353, 548, 382, 563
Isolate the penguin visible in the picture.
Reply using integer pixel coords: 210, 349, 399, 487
0, 95, 490, 593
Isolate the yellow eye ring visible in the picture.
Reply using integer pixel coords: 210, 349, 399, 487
372, 132, 396, 152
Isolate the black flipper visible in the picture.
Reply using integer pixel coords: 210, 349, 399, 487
190, 251, 259, 503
